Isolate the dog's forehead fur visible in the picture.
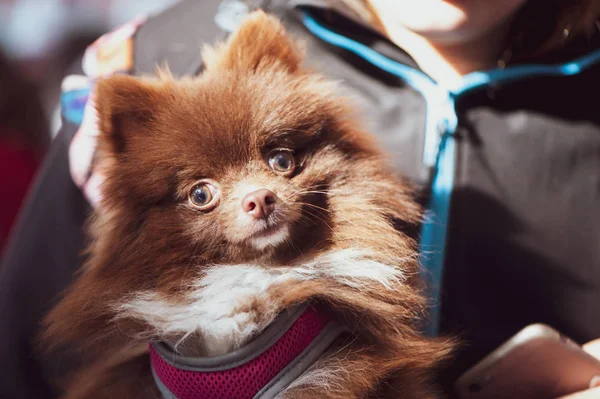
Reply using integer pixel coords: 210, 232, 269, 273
133, 72, 338, 176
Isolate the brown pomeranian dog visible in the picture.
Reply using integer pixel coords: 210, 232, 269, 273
41, 10, 454, 399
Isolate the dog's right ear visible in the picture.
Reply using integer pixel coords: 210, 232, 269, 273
202, 10, 304, 74
94, 75, 166, 158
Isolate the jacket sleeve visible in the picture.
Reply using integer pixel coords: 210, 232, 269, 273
0, 125, 88, 398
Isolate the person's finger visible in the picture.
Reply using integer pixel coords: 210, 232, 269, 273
557, 386, 600, 399
583, 339, 600, 360
554, 339, 600, 399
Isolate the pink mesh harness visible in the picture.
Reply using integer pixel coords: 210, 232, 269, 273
150, 306, 346, 399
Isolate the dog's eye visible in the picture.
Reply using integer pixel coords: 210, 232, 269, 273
189, 183, 218, 210
268, 150, 295, 176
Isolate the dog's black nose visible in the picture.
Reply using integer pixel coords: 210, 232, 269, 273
242, 189, 277, 219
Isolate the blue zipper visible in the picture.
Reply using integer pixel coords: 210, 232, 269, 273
302, 10, 600, 336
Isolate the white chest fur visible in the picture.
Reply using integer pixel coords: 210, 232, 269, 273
116, 249, 405, 356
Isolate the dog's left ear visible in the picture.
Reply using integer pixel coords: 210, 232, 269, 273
202, 10, 303, 74
94, 75, 166, 158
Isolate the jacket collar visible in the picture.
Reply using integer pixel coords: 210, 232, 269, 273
291, 0, 600, 70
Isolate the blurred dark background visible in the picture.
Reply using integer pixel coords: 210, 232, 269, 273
0, 0, 177, 256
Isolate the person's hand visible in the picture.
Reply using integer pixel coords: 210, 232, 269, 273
556, 339, 600, 399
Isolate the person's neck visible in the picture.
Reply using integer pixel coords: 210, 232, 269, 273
372, 19, 510, 89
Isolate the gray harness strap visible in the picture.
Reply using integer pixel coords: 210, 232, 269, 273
253, 321, 347, 398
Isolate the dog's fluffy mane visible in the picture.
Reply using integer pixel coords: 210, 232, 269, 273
41, 11, 454, 399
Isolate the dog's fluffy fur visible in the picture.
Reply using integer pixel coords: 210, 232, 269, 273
41, 11, 454, 399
